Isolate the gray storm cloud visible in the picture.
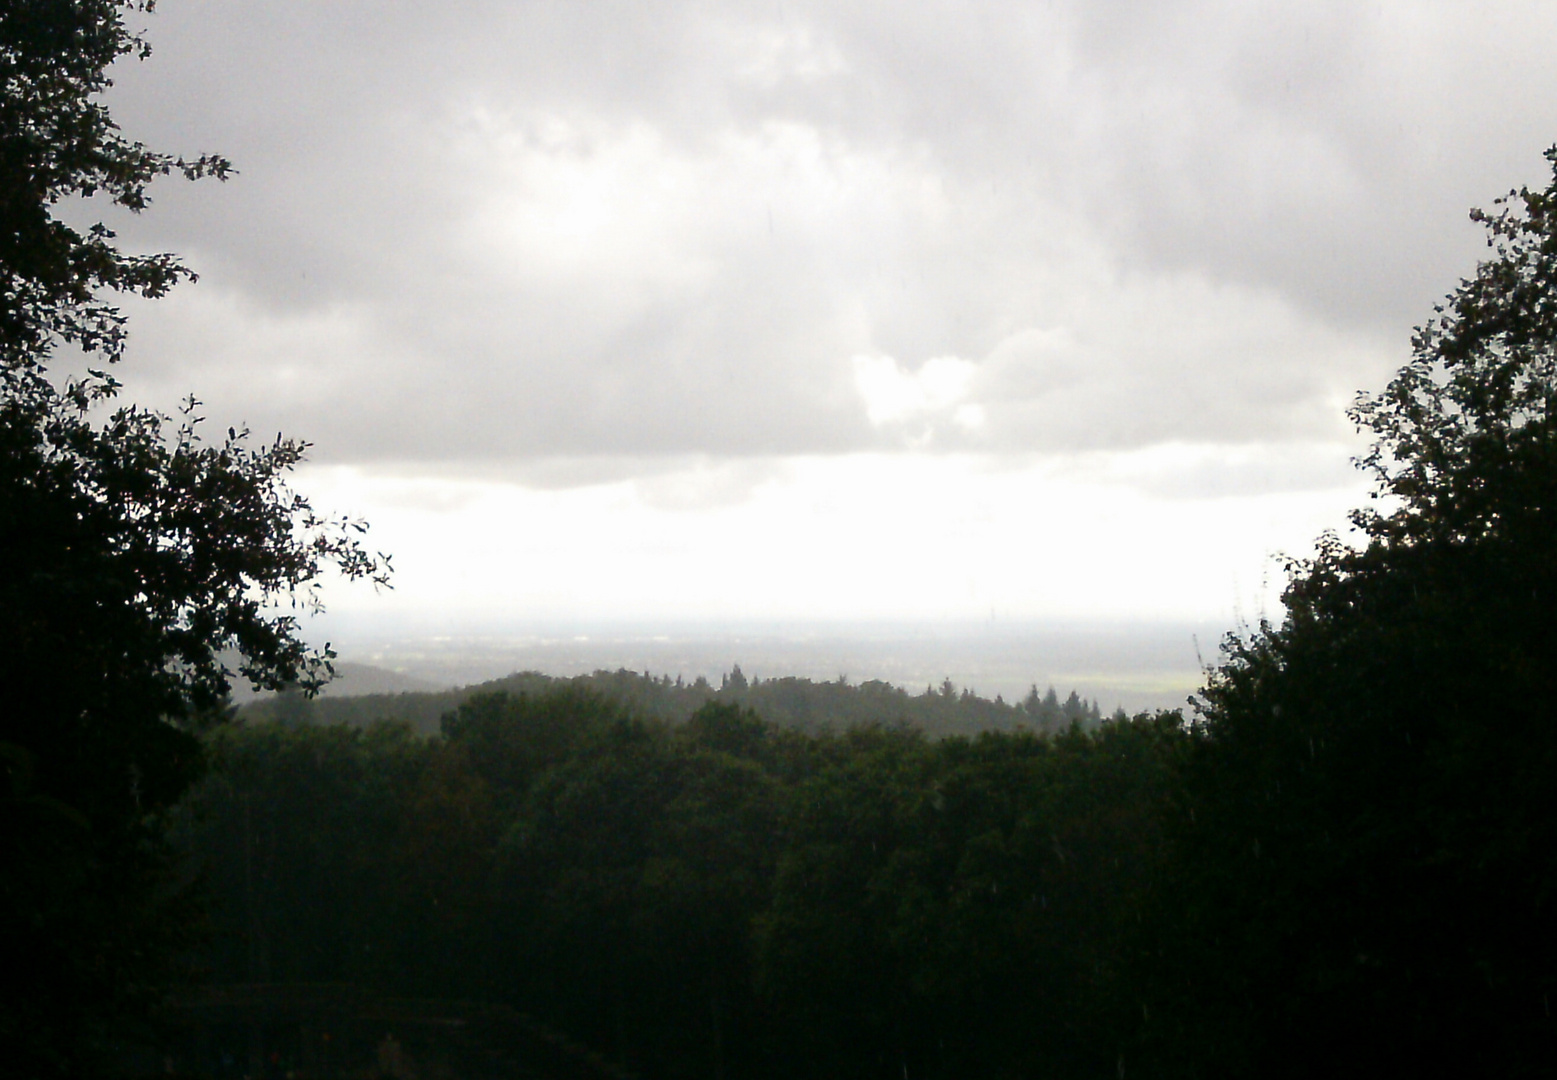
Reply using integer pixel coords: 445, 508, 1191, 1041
89, 0, 1557, 472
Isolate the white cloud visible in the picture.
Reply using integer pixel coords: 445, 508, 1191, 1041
852, 353, 977, 428
103, 2, 1557, 465
722, 21, 850, 88
72, 0, 1557, 627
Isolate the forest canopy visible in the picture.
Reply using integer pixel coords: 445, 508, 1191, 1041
179, 686, 1177, 1080
239, 665, 1108, 739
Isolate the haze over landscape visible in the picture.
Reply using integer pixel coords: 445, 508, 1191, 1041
86, 1, 1557, 696
13, 3, 1557, 1076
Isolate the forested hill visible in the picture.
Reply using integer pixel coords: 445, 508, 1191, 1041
239, 666, 1108, 738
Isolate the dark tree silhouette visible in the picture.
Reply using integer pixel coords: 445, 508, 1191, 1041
0, 0, 230, 369
1136, 148, 1557, 1080
0, 4, 388, 1074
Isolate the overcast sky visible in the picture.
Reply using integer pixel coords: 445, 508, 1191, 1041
90, 0, 1557, 632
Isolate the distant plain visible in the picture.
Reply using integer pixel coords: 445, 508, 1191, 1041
291, 617, 1226, 715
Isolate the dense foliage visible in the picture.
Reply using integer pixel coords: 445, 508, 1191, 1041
177, 691, 1179, 1080
1, 4, 386, 1075
1131, 150, 1557, 1078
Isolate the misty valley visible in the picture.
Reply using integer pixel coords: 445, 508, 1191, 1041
5, 3, 1557, 1079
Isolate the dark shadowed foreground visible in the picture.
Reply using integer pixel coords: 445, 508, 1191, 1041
171, 694, 1178, 1079
133, 984, 634, 1080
